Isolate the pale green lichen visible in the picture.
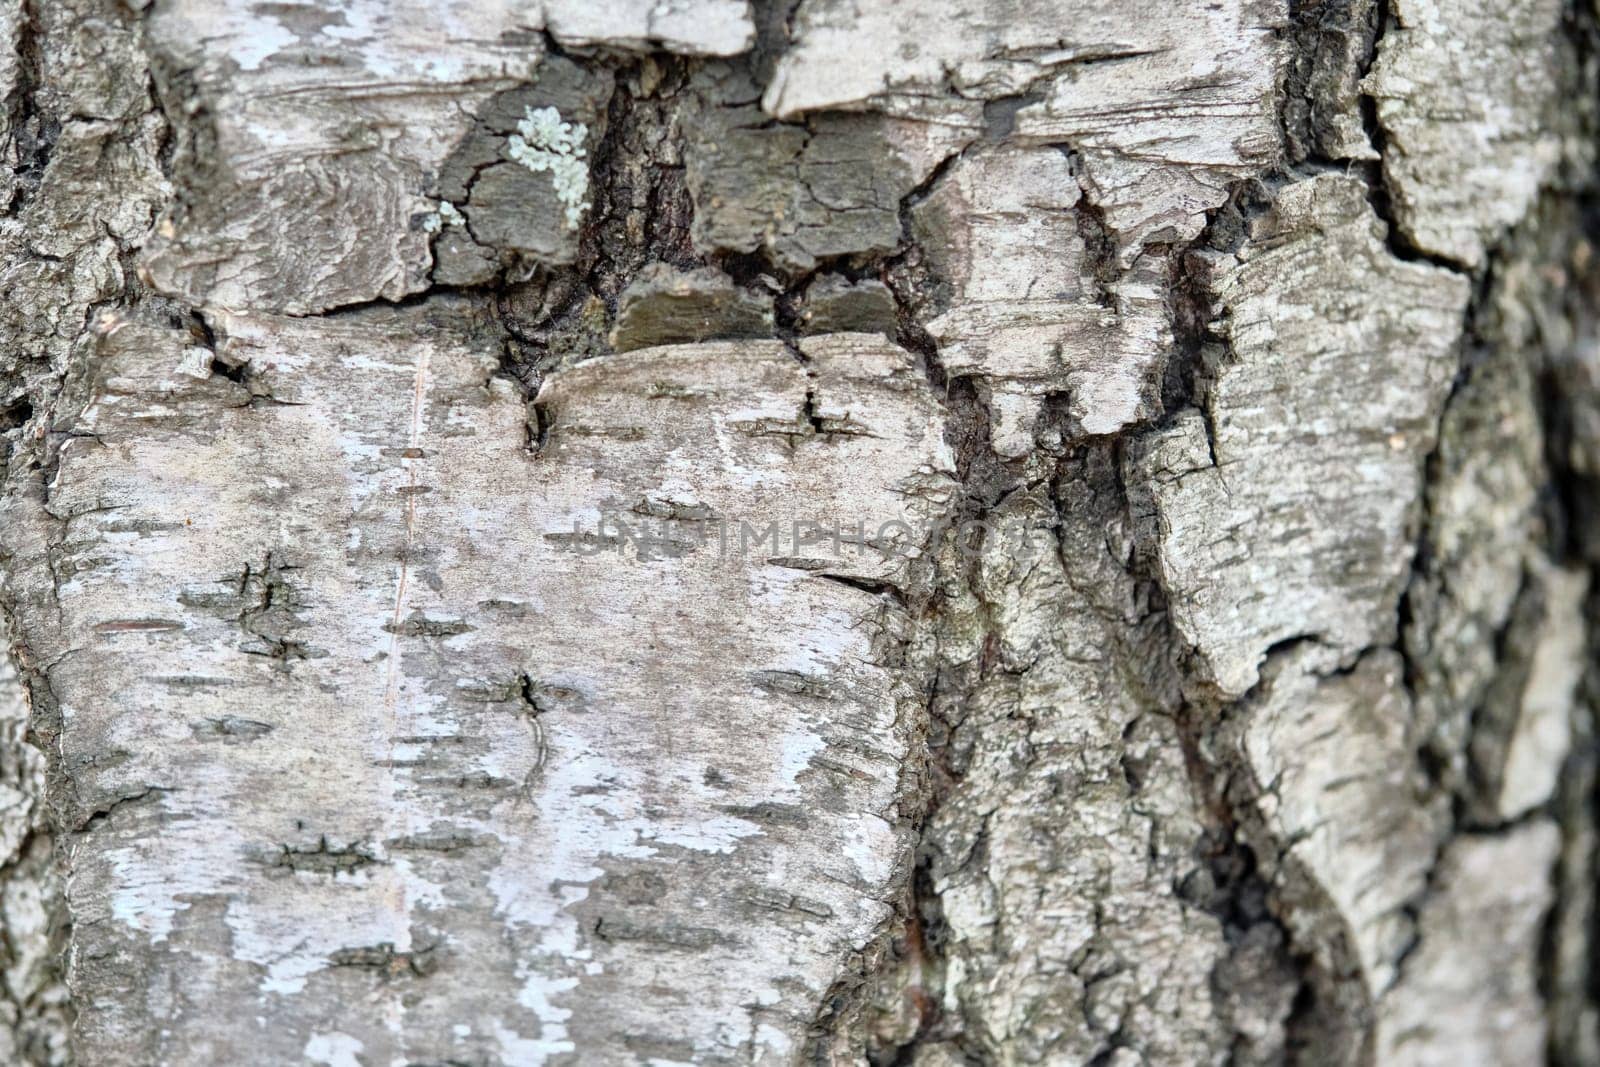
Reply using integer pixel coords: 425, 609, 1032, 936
507, 106, 591, 230
422, 201, 466, 234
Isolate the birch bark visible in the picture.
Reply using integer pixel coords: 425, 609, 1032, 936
0, 1, 1595, 1064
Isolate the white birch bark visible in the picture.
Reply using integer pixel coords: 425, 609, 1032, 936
0, 0, 1595, 1064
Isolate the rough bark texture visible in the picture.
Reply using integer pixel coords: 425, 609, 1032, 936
0, 1, 1596, 1065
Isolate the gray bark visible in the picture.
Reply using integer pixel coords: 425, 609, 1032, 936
0, 0, 1596, 1064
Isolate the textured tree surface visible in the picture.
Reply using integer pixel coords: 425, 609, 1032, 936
0, 1, 1597, 1065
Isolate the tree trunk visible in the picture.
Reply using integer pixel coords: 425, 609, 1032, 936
0, 0, 1596, 1064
